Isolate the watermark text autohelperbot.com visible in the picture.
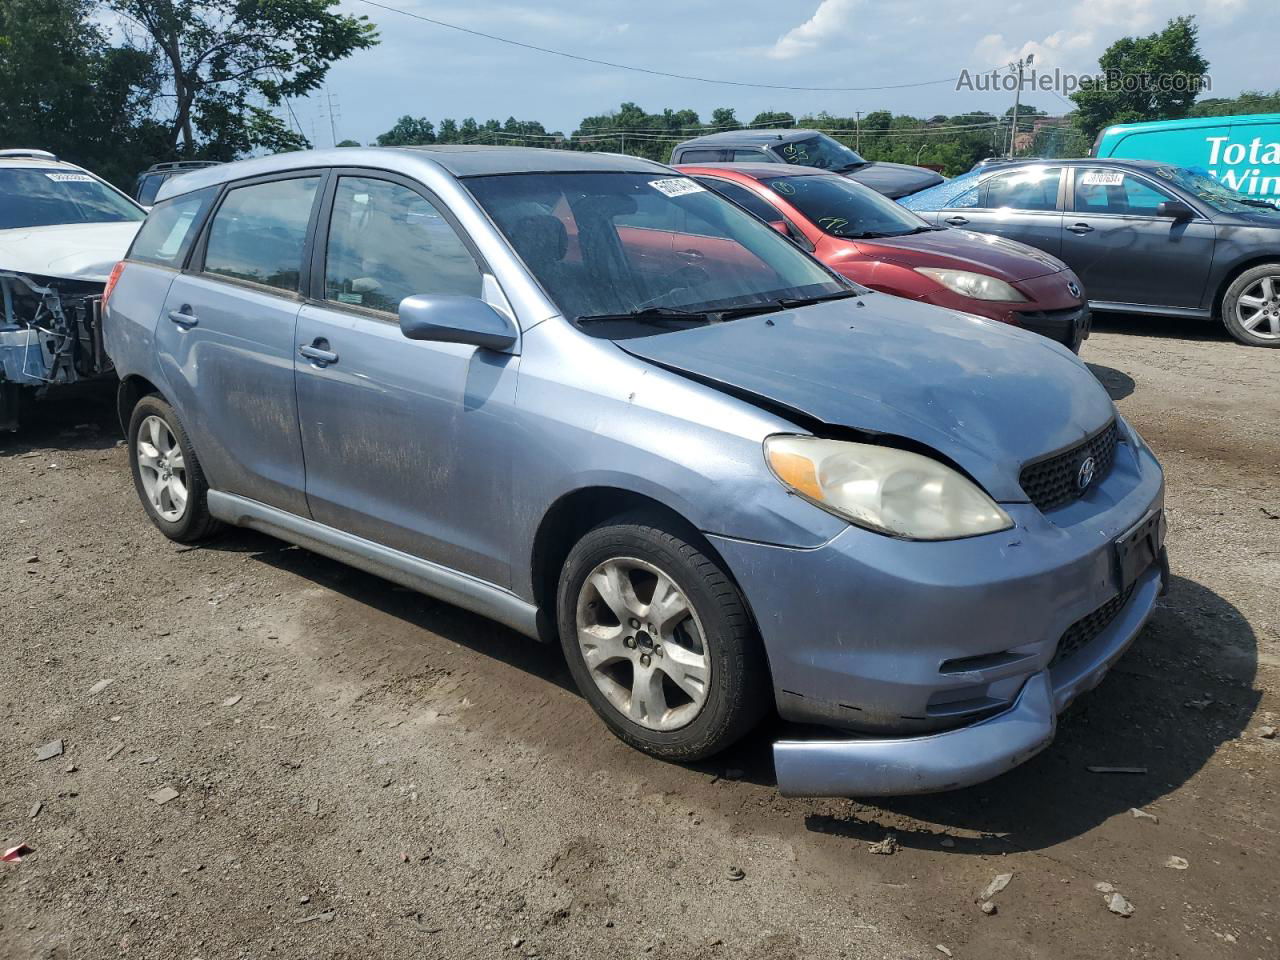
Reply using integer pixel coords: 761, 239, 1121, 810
957, 68, 1211, 97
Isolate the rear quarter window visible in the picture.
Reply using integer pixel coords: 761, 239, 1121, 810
128, 187, 218, 267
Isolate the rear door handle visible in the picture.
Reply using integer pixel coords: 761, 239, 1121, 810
299, 339, 338, 366
943, 215, 969, 226
167, 306, 198, 328
1068, 222, 1095, 234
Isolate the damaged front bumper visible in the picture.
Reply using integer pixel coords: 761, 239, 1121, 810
772, 559, 1166, 797
1, 270, 110, 430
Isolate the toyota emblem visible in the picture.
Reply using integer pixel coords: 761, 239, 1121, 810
1076, 456, 1097, 491
1067, 280, 1081, 298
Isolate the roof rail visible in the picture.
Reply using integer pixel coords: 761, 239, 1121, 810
0, 148, 59, 161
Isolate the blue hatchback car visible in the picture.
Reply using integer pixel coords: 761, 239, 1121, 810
103, 147, 1167, 796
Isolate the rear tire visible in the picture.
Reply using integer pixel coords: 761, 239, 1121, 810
556, 511, 768, 762
1221, 264, 1280, 347
127, 395, 221, 543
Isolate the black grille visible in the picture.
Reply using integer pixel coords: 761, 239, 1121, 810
1019, 420, 1119, 512
1014, 306, 1089, 348
1050, 585, 1135, 669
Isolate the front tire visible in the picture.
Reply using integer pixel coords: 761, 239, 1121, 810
556, 512, 768, 762
127, 395, 221, 543
1222, 264, 1280, 347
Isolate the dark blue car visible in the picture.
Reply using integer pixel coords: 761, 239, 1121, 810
901, 158, 1280, 347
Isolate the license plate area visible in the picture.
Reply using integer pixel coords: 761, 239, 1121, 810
1114, 509, 1164, 593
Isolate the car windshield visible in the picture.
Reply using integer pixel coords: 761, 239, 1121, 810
763, 174, 932, 238
0, 168, 144, 229
1151, 165, 1280, 215
465, 171, 852, 331
769, 134, 865, 171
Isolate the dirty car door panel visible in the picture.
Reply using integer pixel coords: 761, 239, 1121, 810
294, 173, 518, 586
153, 174, 321, 516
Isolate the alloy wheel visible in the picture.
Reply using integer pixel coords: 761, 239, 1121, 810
574, 557, 711, 731
1235, 275, 1280, 340
136, 415, 188, 522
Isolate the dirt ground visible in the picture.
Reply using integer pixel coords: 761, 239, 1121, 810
2, 314, 1277, 960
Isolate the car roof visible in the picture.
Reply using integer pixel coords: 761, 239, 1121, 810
675, 129, 819, 149
0, 155, 89, 171
1101, 113, 1280, 136
154, 145, 674, 201
676, 161, 833, 179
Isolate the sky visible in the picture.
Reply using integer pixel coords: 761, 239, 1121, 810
292, 0, 1277, 146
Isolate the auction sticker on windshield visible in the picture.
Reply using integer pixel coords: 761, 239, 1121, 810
650, 178, 705, 198
44, 173, 96, 183
1081, 170, 1125, 186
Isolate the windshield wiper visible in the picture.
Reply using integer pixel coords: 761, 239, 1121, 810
835, 161, 868, 173
717, 289, 862, 320
576, 306, 713, 326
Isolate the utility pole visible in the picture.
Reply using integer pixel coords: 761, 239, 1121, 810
322, 91, 341, 147
1007, 53, 1033, 157
855, 111, 862, 152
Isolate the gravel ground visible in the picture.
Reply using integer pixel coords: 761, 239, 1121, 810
2, 314, 1277, 960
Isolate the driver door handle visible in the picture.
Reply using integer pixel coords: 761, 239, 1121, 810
299, 338, 339, 366
167, 306, 198, 328
1068, 222, 1095, 234
943, 215, 969, 226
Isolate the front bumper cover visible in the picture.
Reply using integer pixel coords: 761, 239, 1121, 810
773, 558, 1165, 797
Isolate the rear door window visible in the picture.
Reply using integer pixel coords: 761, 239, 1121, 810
323, 176, 483, 313
1073, 168, 1174, 216
676, 149, 727, 163
983, 167, 1062, 211
203, 177, 320, 292
129, 187, 218, 267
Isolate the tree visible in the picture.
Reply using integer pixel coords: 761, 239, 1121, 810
376, 116, 436, 146
336, 139, 360, 147
109, 0, 378, 157
709, 107, 739, 130
749, 110, 795, 128
1071, 15, 1209, 139
0, 0, 165, 185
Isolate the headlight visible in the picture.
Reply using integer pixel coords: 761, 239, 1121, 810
914, 267, 1027, 302
765, 435, 1013, 540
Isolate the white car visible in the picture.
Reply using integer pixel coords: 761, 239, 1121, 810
0, 149, 145, 430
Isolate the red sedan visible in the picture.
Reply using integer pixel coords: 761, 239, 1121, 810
676, 163, 1090, 352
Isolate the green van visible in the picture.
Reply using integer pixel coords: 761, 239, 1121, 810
1094, 113, 1280, 205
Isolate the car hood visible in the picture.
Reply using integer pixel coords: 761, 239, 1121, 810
0, 221, 141, 283
853, 228, 1066, 282
845, 161, 946, 199
617, 295, 1115, 502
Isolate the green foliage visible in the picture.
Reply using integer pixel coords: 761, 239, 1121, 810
1189, 89, 1280, 117
1071, 15, 1209, 139
108, 0, 378, 156
376, 115, 437, 146
0, 0, 167, 185
335, 139, 361, 147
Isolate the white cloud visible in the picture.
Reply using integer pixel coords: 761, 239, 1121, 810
767, 0, 862, 60
973, 28, 1093, 71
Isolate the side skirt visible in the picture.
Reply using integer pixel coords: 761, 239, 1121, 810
1088, 300, 1213, 320
207, 491, 540, 640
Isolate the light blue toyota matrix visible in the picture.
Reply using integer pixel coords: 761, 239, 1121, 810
102, 147, 1168, 796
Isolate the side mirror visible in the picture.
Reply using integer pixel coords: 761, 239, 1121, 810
1157, 200, 1194, 221
768, 220, 791, 237
398, 295, 517, 351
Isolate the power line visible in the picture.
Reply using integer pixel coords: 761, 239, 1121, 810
353, 0, 962, 93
